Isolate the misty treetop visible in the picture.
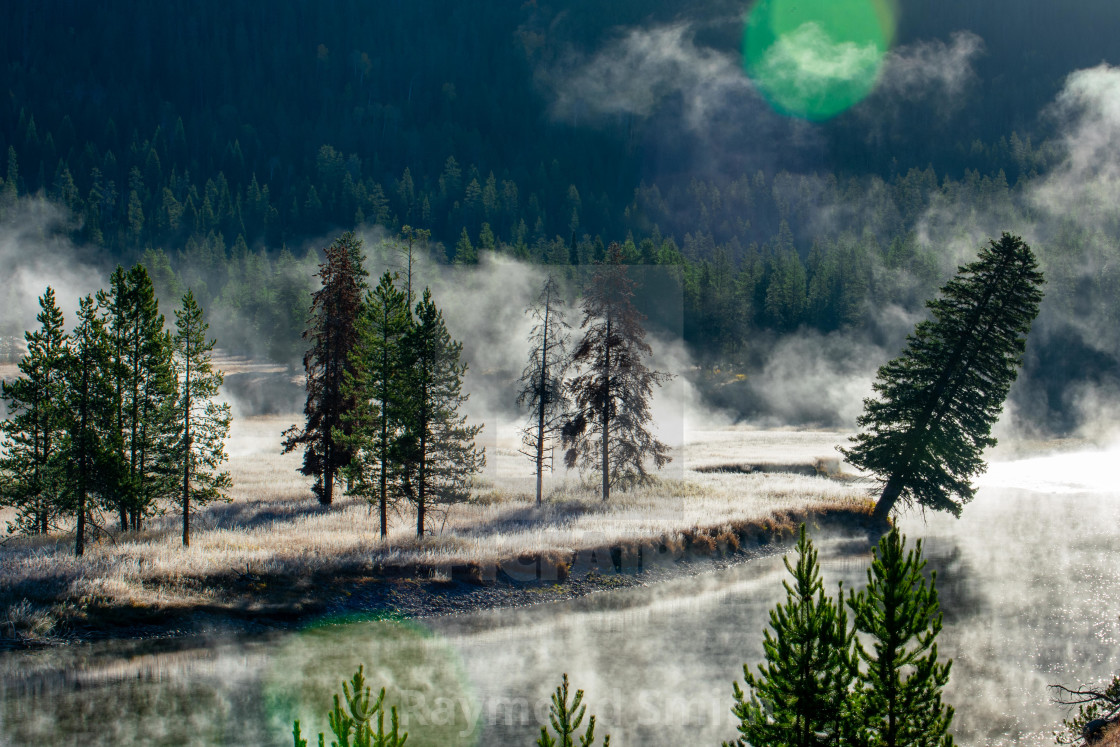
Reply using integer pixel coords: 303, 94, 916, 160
842, 233, 1045, 520
0, 269, 232, 554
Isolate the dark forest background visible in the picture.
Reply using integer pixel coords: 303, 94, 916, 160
4, 0, 1120, 433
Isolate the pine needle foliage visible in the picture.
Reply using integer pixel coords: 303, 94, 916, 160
562, 242, 672, 501
172, 290, 232, 547
517, 273, 571, 506
0, 287, 71, 535
726, 524, 857, 747
98, 264, 179, 531
848, 528, 954, 747
284, 231, 369, 505
342, 270, 412, 537
537, 673, 610, 747
841, 233, 1044, 520
291, 665, 408, 747
396, 288, 484, 536
1051, 670, 1120, 745
62, 295, 115, 556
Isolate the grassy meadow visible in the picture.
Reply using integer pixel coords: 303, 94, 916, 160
0, 401, 875, 641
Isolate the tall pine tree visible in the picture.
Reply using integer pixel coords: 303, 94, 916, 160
726, 525, 857, 747
61, 295, 114, 556
562, 243, 671, 501
841, 233, 1044, 520
517, 274, 571, 506
122, 265, 180, 531
397, 288, 485, 537
284, 232, 368, 505
0, 288, 71, 535
847, 528, 955, 747
99, 264, 179, 531
343, 270, 412, 536
172, 290, 231, 547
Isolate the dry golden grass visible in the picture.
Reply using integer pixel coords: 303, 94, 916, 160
0, 415, 870, 633
1100, 723, 1120, 747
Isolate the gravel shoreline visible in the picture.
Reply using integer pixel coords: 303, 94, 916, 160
3, 509, 880, 649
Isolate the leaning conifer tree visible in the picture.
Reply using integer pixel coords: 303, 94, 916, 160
283, 232, 369, 505
517, 274, 571, 506
847, 528, 955, 747
726, 525, 857, 747
841, 233, 1044, 520
397, 288, 484, 537
172, 290, 231, 547
342, 270, 412, 537
562, 243, 671, 501
0, 287, 71, 535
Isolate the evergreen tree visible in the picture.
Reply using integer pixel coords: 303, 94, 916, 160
61, 295, 115, 556
453, 226, 477, 264
98, 264, 179, 531
847, 528, 955, 747
397, 288, 485, 537
283, 232, 369, 505
517, 274, 571, 506
100, 265, 133, 530
537, 673, 611, 747
726, 525, 857, 747
172, 290, 232, 547
0, 288, 71, 535
122, 265, 180, 530
291, 665, 408, 747
343, 271, 413, 537
1051, 667, 1120, 745
562, 243, 671, 501
841, 233, 1044, 520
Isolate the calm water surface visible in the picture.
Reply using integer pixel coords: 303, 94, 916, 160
2, 451, 1118, 745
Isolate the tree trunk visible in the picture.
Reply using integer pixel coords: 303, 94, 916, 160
601, 317, 611, 502
536, 289, 550, 507
416, 429, 427, 537
322, 463, 334, 505
182, 334, 191, 548
873, 475, 903, 523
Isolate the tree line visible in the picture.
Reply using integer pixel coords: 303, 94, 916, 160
284, 233, 675, 534
0, 267, 231, 554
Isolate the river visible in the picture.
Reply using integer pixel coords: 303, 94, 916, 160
1, 448, 1118, 745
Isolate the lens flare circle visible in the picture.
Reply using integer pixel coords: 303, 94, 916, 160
743, 0, 895, 121
264, 612, 481, 745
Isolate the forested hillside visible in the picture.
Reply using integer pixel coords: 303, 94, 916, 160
4, 0, 1120, 432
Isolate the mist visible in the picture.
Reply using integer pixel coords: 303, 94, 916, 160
0, 198, 106, 343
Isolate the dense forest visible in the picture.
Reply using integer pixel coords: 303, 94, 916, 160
4, 0, 1120, 432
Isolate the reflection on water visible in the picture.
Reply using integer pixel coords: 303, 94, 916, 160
2, 471, 1119, 745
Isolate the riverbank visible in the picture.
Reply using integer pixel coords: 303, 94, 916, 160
0, 417, 876, 647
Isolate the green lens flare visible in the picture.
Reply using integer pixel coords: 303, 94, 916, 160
264, 614, 481, 745
743, 0, 896, 121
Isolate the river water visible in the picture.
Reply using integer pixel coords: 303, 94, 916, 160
1, 449, 1118, 745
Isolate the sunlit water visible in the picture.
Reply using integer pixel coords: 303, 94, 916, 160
1, 450, 1118, 745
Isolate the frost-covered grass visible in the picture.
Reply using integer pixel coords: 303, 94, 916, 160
0, 415, 871, 634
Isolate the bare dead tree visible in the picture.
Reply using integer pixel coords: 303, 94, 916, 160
516, 274, 571, 506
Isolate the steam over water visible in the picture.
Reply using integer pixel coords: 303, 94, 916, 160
1, 449, 1118, 745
